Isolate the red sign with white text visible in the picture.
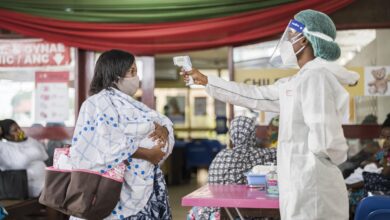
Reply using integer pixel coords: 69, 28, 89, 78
0, 39, 71, 67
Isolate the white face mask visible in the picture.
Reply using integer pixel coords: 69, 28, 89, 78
279, 35, 305, 67
116, 75, 139, 96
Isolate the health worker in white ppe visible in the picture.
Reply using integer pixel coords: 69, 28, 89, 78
182, 9, 359, 220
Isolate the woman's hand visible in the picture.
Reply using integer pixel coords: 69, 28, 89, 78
181, 68, 208, 86
149, 122, 169, 145
133, 142, 166, 165
147, 142, 166, 165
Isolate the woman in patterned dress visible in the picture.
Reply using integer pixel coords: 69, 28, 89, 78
70, 50, 174, 220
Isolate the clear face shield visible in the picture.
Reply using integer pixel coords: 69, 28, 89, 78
269, 19, 306, 68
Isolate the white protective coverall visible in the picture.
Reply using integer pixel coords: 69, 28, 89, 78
206, 57, 359, 220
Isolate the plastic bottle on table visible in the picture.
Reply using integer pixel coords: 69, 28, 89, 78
266, 164, 279, 197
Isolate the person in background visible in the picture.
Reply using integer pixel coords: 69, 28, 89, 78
362, 114, 378, 124
339, 114, 379, 178
257, 116, 280, 149
69, 49, 174, 220
345, 114, 390, 218
188, 116, 277, 220
0, 119, 48, 198
361, 114, 390, 188
209, 116, 276, 184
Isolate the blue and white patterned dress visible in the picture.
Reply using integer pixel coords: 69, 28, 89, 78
69, 88, 174, 219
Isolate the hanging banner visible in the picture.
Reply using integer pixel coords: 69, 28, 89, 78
235, 67, 365, 97
0, 39, 71, 67
35, 71, 69, 122
364, 66, 390, 96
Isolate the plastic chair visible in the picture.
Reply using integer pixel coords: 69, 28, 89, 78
185, 139, 224, 169
354, 195, 390, 220
367, 209, 390, 220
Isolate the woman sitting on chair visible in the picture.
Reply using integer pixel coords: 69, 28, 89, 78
0, 119, 48, 198
189, 116, 277, 220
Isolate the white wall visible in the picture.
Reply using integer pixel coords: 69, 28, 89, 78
348, 29, 390, 66
348, 29, 390, 124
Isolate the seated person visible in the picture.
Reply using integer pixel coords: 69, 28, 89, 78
208, 116, 276, 184
0, 119, 48, 198
257, 116, 279, 149
362, 114, 390, 192
340, 114, 379, 178
346, 114, 390, 217
255, 116, 279, 168
189, 116, 277, 220
341, 140, 380, 178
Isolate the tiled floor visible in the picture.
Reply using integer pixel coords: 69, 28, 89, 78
167, 170, 208, 219
167, 181, 200, 219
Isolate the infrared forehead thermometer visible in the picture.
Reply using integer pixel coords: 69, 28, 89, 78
173, 56, 194, 86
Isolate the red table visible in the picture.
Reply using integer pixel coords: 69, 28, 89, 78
182, 184, 279, 219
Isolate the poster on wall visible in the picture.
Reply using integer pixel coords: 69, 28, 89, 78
164, 96, 185, 124
35, 71, 69, 122
364, 66, 390, 96
194, 97, 207, 116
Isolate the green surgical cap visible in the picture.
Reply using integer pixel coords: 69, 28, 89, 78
295, 9, 340, 61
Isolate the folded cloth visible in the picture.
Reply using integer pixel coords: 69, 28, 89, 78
345, 163, 383, 184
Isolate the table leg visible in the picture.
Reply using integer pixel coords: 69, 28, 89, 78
224, 208, 234, 220
235, 208, 245, 220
